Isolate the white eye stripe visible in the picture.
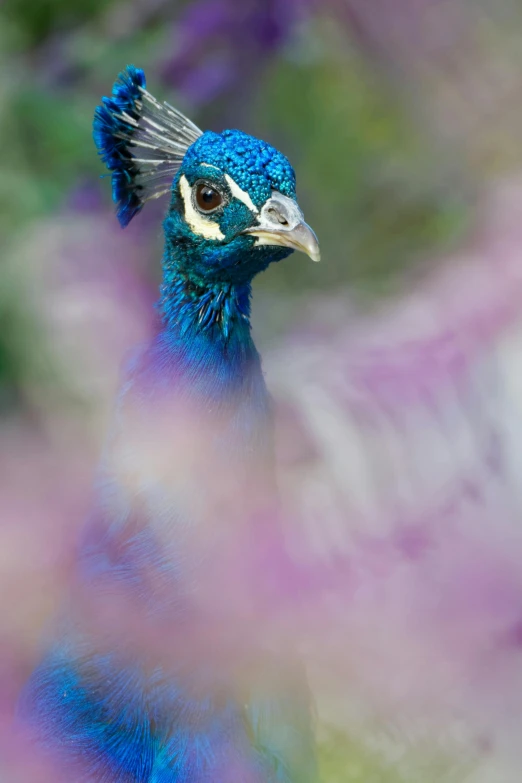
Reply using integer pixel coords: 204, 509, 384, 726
179, 175, 225, 241
225, 174, 259, 214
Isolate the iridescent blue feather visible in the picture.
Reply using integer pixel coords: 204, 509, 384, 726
93, 65, 202, 227
93, 66, 147, 226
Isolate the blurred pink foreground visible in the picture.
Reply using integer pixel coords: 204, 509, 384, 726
2, 178, 522, 779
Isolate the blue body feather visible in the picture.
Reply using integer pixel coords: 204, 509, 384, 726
20, 66, 316, 783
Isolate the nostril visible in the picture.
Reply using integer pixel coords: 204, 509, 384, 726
267, 206, 289, 226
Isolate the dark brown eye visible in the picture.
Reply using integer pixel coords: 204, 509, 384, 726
195, 183, 223, 213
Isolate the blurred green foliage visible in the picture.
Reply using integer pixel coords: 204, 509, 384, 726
318, 727, 473, 783
3, 0, 108, 48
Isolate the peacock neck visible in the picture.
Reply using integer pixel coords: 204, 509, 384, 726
160, 269, 252, 346
155, 255, 265, 406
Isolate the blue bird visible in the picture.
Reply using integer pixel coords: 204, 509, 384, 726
18, 66, 320, 783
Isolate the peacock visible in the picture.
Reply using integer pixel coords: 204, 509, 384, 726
18, 66, 320, 782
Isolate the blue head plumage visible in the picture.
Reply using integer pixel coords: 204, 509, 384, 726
93, 66, 319, 290
181, 129, 297, 206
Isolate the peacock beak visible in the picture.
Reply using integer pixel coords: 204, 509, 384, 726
242, 192, 321, 263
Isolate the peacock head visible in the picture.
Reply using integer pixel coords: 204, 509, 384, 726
94, 66, 319, 287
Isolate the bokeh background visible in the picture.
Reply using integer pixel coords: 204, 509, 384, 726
3, 1, 522, 781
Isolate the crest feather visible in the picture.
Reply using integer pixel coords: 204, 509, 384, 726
93, 65, 202, 227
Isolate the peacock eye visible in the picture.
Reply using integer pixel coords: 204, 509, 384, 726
194, 183, 223, 213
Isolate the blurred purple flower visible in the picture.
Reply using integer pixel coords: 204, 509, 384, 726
271, 176, 522, 544
263, 176, 522, 769
3, 199, 156, 427
162, 0, 312, 107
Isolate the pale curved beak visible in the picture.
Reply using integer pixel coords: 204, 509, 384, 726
242, 192, 321, 263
